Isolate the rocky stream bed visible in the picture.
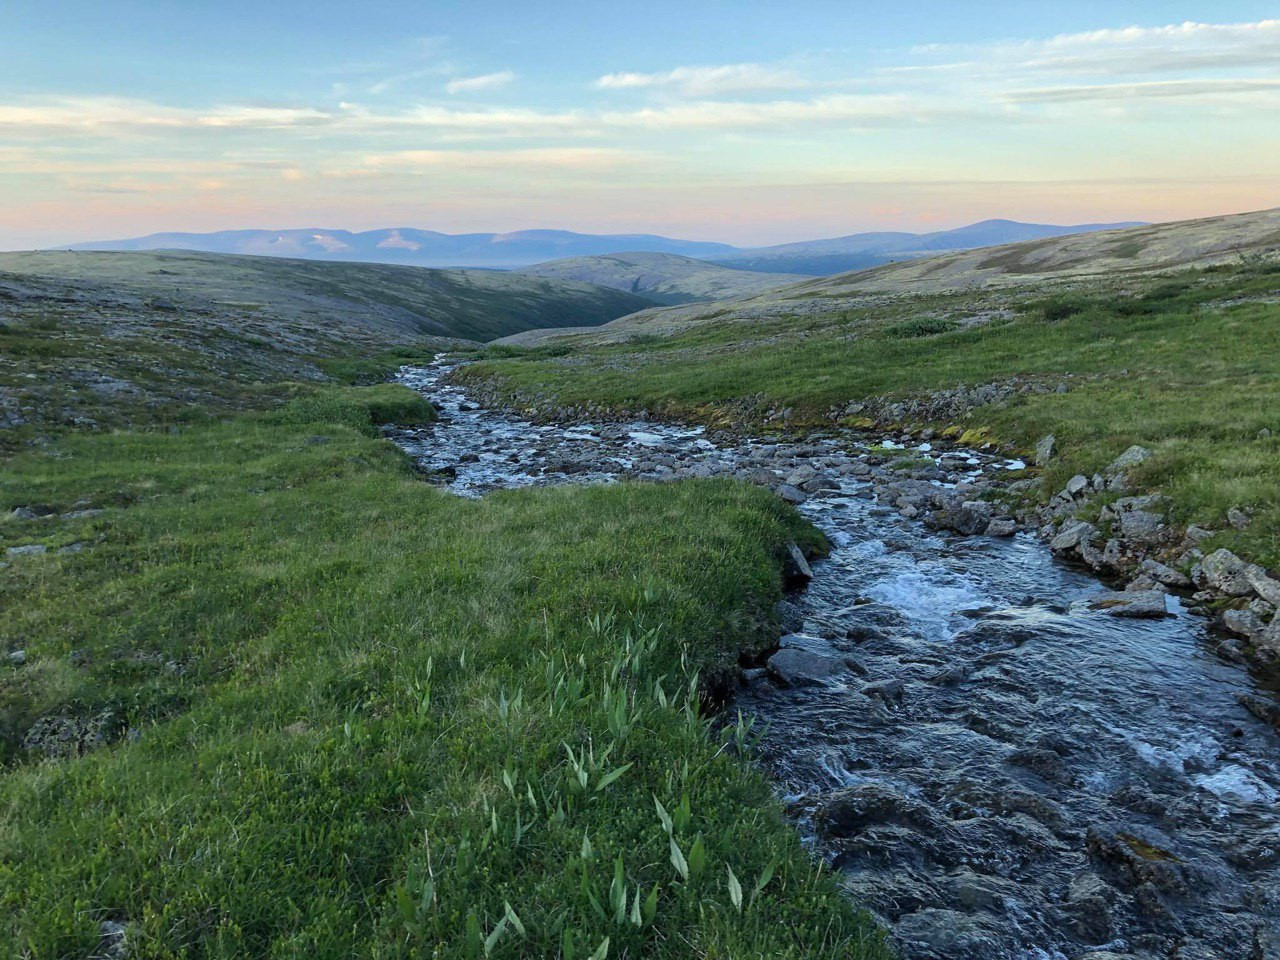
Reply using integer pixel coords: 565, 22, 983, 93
391, 359, 1280, 960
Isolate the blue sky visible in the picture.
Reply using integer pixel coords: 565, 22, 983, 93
1, 2, 1277, 247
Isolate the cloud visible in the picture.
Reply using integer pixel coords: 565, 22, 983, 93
360, 146, 645, 172
907, 19, 1280, 77
596, 63, 808, 96
1008, 77, 1280, 104
445, 70, 516, 94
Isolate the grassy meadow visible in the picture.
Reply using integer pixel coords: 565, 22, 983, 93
463, 260, 1280, 568
0, 379, 886, 958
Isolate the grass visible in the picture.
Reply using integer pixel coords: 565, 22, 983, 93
0, 388, 886, 958
462, 260, 1280, 568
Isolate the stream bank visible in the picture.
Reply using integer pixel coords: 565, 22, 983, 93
391, 359, 1280, 960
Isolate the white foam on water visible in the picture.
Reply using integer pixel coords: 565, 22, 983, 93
627, 430, 667, 447
1194, 765, 1279, 804
1005, 459, 1027, 471
866, 567, 989, 641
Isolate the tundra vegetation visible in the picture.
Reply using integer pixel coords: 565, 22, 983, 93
0, 254, 886, 957
463, 258, 1280, 570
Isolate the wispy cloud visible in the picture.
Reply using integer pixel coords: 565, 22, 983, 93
907, 18, 1280, 77
1008, 77, 1280, 104
445, 70, 516, 94
596, 62, 808, 96
360, 146, 645, 171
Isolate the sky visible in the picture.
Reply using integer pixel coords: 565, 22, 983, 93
1, 1, 1277, 248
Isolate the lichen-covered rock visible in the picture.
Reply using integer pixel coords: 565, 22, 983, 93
1050, 519, 1096, 553
1089, 590, 1171, 618
1107, 445, 1153, 474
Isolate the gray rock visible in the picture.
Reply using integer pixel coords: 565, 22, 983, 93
1116, 509, 1166, 544
6, 544, 46, 557
783, 543, 813, 584
11, 505, 55, 521
1222, 608, 1266, 640
1140, 559, 1191, 588
765, 648, 850, 687
985, 517, 1018, 537
8, 649, 26, 666
1108, 445, 1152, 474
1065, 474, 1089, 497
1184, 524, 1215, 543
773, 599, 805, 633
775, 483, 807, 505
1089, 590, 1170, 618
1245, 567, 1280, 606
1197, 548, 1256, 596
1050, 519, 1096, 553
1034, 433, 1056, 465
1227, 507, 1252, 530
1255, 618, 1280, 658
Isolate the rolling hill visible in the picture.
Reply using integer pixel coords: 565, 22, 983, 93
516, 252, 808, 305
499, 208, 1280, 346
0, 249, 650, 448
709, 218, 1146, 275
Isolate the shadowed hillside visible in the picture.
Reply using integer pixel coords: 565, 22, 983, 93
517, 252, 807, 305
0, 249, 649, 451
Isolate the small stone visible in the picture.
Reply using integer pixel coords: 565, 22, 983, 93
1227, 507, 1252, 530
1034, 434, 1056, 465
8, 650, 26, 665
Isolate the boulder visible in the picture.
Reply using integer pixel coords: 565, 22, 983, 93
1196, 548, 1256, 596
1107, 445, 1152, 474
765, 648, 850, 687
1245, 567, 1280, 606
1116, 509, 1167, 545
985, 518, 1018, 537
1065, 474, 1089, 497
1050, 519, 1096, 553
1227, 507, 1252, 530
1221, 608, 1266, 640
923, 503, 989, 536
1089, 590, 1171, 619
1140, 559, 1191, 588
775, 483, 807, 505
782, 543, 813, 584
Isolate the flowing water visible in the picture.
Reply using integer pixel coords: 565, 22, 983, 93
392, 360, 1280, 960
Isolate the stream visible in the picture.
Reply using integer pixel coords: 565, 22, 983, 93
391, 359, 1280, 960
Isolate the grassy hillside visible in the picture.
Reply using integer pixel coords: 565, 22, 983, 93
503, 208, 1279, 346
0, 257, 887, 957
465, 256, 1280, 570
0, 250, 648, 456
517, 253, 806, 306
0, 387, 891, 959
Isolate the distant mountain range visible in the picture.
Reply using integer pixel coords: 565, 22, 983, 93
64, 219, 1147, 276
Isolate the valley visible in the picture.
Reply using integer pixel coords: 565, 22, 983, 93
3, 211, 1279, 960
